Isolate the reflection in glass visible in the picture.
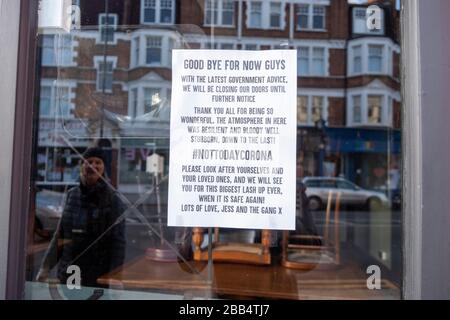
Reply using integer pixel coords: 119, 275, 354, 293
25, 0, 402, 300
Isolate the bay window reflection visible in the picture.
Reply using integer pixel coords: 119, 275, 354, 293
312, 96, 324, 123
297, 96, 308, 124
368, 95, 382, 124
369, 45, 383, 73
146, 36, 162, 64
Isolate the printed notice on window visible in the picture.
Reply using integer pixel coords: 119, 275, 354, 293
168, 50, 297, 230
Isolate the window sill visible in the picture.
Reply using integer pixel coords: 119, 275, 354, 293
246, 26, 284, 31
203, 24, 235, 28
140, 21, 175, 26
296, 28, 327, 33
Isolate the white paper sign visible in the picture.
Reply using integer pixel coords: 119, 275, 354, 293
168, 50, 297, 230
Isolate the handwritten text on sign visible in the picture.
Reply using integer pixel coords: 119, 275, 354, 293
168, 50, 297, 230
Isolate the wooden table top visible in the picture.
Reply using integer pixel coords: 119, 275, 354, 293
97, 256, 400, 300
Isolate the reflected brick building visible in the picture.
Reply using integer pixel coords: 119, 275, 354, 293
36, 0, 401, 192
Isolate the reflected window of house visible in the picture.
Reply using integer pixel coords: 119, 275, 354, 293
39, 83, 73, 118
41, 34, 73, 66
146, 36, 162, 64
248, 1, 262, 28
297, 47, 309, 75
142, 0, 175, 24
312, 96, 324, 123
353, 95, 362, 124
99, 13, 117, 43
243, 44, 258, 50
42, 35, 56, 66
56, 87, 72, 117
368, 95, 382, 124
369, 45, 383, 73
222, 0, 235, 26
205, 42, 235, 49
161, 0, 174, 23
130, 88, 139, 118
313, 6, 326, 29
297, 4, 326, 31
312, 48, 325, 76
133, 37, 140, 66
205, 0, 235, 26
144, 88, 161, 114
96, 60, 114, 92
297, 96, 308, 124
297, 46, 326, 76
269, 2, 282, 29
247, 1, 284, 29
312, 48, 325, 75
353, 45, 362, 74
297, 4, 309, 30
39, 86, 52, 117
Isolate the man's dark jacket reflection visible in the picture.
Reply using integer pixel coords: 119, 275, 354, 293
43, 179, 126, 287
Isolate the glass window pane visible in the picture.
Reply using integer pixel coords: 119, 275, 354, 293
270, 3, 282, 28
297, 5, 309, 29
24, 0, 403, 302
39, 86, 52, 117
369, 45, 383, 72
368, 95, 383, 124
297, 96, 308, 123
353, 45, 362, 73
312, 96, 323, 122
249, 2, 262, 27
312, 48, 325, 75
353, 95, 362, 123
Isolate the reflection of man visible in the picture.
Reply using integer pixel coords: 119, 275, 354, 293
37, 147, 126, 287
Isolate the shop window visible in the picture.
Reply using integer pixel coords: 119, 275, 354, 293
24, 0, 403, 301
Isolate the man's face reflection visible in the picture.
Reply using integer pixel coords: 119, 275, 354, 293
81, 157, 104, 186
